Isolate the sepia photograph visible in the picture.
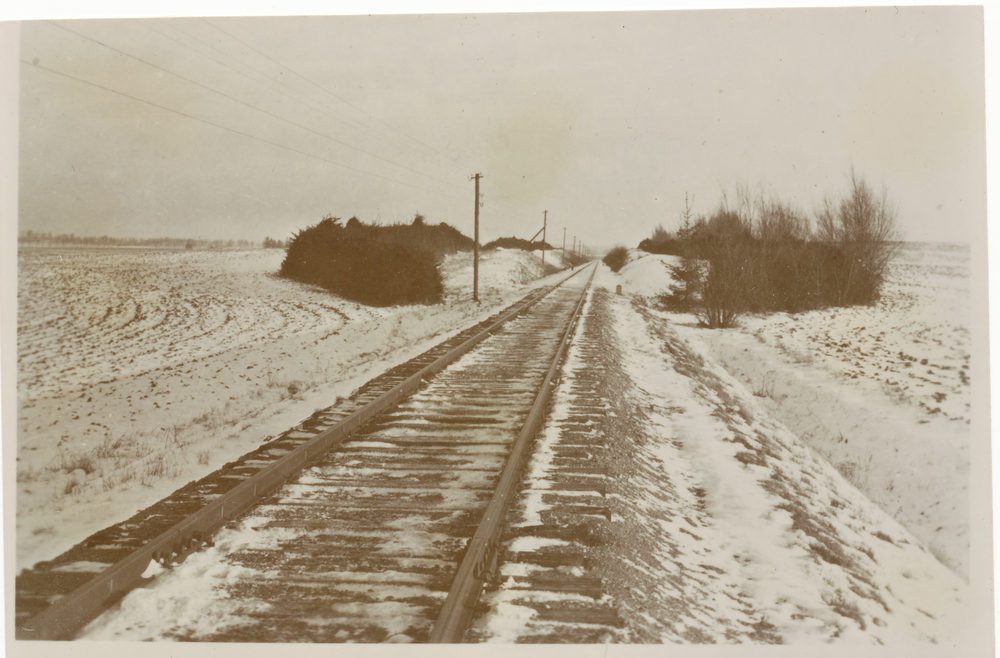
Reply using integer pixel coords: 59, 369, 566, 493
3, 1, 992, 653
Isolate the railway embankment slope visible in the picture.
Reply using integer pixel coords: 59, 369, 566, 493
473, 269, 971, 643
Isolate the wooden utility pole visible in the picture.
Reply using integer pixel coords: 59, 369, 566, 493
542, 211, 548, 266
472, 173, 481, 302
562, 227, 566, 257
572, 236, 576, 262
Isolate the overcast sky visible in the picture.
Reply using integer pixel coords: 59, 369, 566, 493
14, 6, 986, 249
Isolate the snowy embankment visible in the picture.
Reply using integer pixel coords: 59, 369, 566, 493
612, 244, 971, 581
584, 268, 970, 643
15, 247, 564, 574
470, 264, 972, 644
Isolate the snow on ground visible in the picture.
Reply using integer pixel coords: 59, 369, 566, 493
611, 244, 972, 581
583, 270, 971, 643
468, 264, 972, 645
14, 246, 564, 574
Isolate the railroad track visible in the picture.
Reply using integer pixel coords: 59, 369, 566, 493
17, 261, 620, 642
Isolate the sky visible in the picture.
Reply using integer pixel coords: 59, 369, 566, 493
8, 4, 989, 249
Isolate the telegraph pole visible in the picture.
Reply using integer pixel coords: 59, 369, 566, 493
472, 173, 481, 302
562, 227, 566, 257
542, 211, 548, 266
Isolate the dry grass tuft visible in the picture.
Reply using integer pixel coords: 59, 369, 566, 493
835, 452, 875, 492
751, 371, 776, 399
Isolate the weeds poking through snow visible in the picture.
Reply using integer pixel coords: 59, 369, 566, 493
751, 371, 776, 399
53, 450, 98, 475
141, 456, 167, 487
836, 452, 875, 492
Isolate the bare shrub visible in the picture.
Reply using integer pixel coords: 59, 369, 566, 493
652, 174, 898, 323
751, 371, 776, 398
836, 452, 874, 491
650, 224, 673, 243
660, 175, 900, 321
141, 457, 167, 486
54, 451, 97, 475
816, 168, 902, 305
602, 245, 629, 273
693, 216, 751, 328
94, 433, 139, 459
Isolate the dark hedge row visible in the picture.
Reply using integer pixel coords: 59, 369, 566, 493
602, 245, 629, 273
644, 173, 900, 326
280, 215, 473, 307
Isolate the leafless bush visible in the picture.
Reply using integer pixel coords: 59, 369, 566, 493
751, 371, 776, 398
53, 451, 97, 475
650, 224, 673, 243
651, 173, 898, 325
816, 168, 902, 305
836, 452, 874, 492
602, 245, 629, 273
697, 236, 748, 328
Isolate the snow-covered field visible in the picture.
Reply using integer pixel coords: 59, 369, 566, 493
14, 246, 563, 574
613, 243, 972, 581
14, 241, 985, 646
567, 271, 968, 643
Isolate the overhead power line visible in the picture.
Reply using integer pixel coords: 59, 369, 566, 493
49, 21, 467, 195
145, 18, 462, 180
22, 58, 467, 203
200, 18, 469, 174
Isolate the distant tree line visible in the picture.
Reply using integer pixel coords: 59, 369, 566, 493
483, 236, 555, 251
646, 170, 901, 327
19, 231, 285, 250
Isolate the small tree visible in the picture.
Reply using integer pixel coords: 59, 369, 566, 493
658, 257, 702, 312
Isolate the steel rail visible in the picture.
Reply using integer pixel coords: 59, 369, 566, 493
428, 262, 597, 643
19, 263, 593, 642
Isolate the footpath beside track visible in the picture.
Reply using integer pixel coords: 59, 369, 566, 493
17, 262, 609, 642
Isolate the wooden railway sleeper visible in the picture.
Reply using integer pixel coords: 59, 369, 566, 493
429, 264, 597, 643
151, 530, 212, 567
16, 264, 594, 641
